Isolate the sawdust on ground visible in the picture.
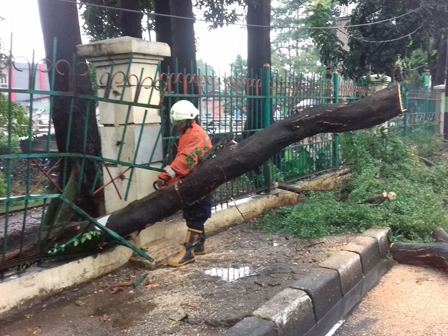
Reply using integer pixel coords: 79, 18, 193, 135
337, 264, 448, 336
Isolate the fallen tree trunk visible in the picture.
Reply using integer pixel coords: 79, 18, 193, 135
361, 191, 397, 205
277, 184, 326, 194
390, 228, 448, 270
1, 85, 404, 259
390, 242, 448, 270
106, 85, 403, 236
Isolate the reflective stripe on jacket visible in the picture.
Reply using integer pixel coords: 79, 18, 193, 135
159, 121, 212, 181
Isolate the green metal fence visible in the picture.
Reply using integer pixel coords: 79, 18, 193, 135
161, 65, 371, 205
0, 40, 442, 276
388, 85, 441, 135
0, 41, 161, 275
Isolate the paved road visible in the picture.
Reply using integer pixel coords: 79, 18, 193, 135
336, 264, 448, 336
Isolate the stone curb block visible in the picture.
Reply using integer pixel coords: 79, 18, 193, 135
253, 288, 315, 336
291, 268, 342, 321
226, 227, 394, 336
341, 236, 381, 275
319, 251, 363, 296
362, 228, 392, 258
224, 317, 277, 336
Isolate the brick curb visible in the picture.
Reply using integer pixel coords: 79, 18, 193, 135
225, 228, 394, 336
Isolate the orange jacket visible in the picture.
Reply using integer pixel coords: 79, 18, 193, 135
159, 121, 212, 182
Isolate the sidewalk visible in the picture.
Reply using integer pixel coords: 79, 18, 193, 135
336, 264, 448, 336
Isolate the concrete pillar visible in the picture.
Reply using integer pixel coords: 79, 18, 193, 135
433, 84, 445, 137
366, 74, 392, 92
78, 37, 171, 213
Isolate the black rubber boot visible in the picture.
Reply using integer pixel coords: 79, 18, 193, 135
194, 230, 206, 255
167, 228, 202, 267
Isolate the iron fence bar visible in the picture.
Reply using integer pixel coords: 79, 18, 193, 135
0, 153, 164, 172
91, 165, 102, 193
36, 198, 48, 255
120, 54, 134, 101
104, 63, 115, 99
263, 64, 271, 192
77, 103, 91, 193
2, 36, 14, 263
57, 195, 154, 263
116, 67, 145, 162
333, 72, 340, 170
124, 110, 148, 201
46, 38, 58, 153
0, 89, 160, 110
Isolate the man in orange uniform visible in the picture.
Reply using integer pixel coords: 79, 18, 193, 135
157, 100, 213, 267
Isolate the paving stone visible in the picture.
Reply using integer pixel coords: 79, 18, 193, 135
378, 258, 394, 278
291, 268, 342, 321
225, 317, 278, 336
303, 325, 316, 336
315, 300, 342, 336
361, 262, 380, 296
362, 228, 391, 258
340, 278, 364, 318
253, 288, 315, 336
342, 236, 381, 275
319, 251, 363, 295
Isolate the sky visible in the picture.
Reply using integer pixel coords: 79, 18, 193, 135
0, 0, 247, 73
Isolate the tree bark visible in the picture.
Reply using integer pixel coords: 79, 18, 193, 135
120, 0, 143, 38
390, 242, 448, 270
154, 0, 173, 72
37, 0, 105, 219
1, 85, 404, 262
277, 184, 326, 194
390, 228, 448, 270
169, 0, 196, 75
154, 0, 174, 159
246, 0, 271, 130
431, 33, 447, 86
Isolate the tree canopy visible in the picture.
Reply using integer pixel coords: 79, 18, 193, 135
308, 0, 448, 84
271, 0, 324, 76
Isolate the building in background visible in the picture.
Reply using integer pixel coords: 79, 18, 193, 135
2, 62, 53, 135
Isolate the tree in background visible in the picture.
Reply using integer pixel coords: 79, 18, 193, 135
308, 0, 448, 84
37, 0, 105, 221
196, 59, 216, 94
271, 0, 324, 76
80, 0, 153, 41
246, 0, 271, 132
306, 0, 347, 75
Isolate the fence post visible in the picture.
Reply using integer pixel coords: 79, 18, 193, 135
262, 64, 271, 192
333, 72, 339, 170
403, 83, 409, 136
78, 37, 171, 213
433, 84, 446, 137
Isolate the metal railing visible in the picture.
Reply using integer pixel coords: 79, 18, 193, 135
0, 40, 441, 275
387, 85, 441, 135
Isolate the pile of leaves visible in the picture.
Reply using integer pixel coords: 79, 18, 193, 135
258, 127, 448, 242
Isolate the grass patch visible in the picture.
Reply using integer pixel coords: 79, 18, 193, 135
258, 128, 448, 242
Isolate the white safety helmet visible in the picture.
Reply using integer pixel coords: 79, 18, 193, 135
170, 100, 199, 123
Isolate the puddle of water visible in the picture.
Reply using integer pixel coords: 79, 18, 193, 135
205, 267, 255, 282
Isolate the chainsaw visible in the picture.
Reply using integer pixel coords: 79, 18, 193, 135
153, 177, 180, 190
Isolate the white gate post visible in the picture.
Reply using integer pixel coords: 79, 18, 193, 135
78, 37, 170, 213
